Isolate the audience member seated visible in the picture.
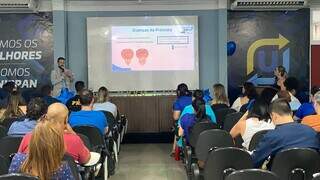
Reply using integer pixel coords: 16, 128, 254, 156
251, 98, 319, 168
93, 86, 117, 118
171, 83, 192, 154
232, 82, 257, 112
176, 90, 216, 148
19, 103, 91, 164
7, 97, 47, 136
69, 89, 108, 136
294, 86, 320, 121
230, 99, 275, 149
10, 121, 75, 179
0, 90, 26, 129
301, 91, 320, 132
179, 98, 210, 145
179, 90, 216, 124
0, 82, 15, 107
66, 81, 85, 112
41, 84, 61, 106
211, 83, 229, 111
272, 77, 301, 111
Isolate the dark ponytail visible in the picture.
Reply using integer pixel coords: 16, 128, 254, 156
192, 98, 206, 121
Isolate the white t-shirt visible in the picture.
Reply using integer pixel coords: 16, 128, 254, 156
242, 118, 275, 149
231, 97, 242, 112
93, 102, 118, 118
272, 92, 301, 111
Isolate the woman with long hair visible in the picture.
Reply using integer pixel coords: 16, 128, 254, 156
230, 99, 275, 149
0, 90, 25, 127
179, 98, 208, 144
93, 86, 118, 118
9, 120, 74, 180
211, 83, 229, 110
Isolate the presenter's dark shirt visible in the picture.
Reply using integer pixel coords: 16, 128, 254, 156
252, 122, 320, 168
66, 95, 81, 112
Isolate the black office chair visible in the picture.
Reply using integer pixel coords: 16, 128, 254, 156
271, 148, 320, 180
185, 122, 218, 172
0, 155, 9, 175
223, 112, 245, 148
77, 133, 93, 151
191, 129, 235, 180
72, 126, 114, 178
248, 130, 270, 151
226, 169, 279, 180
189, 122, 219, 147
0, 136, 22, 162
223, 112, 244, 132
101, 110, 121, 155
0, 173, 38, 179
0, 125, 6, 139
201, 147, 253, 180
215, 108, 237, 129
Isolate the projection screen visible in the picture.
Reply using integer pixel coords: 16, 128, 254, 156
87, 16, 199, 91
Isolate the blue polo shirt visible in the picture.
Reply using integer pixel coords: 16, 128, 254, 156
295, 102, 316, 120
69, 110, 108, 135
173, 96, 192, 112
252, 122, 320, 168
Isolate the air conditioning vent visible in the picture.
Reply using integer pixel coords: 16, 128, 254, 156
0, 0, 39, 12
231, 0, 308, 10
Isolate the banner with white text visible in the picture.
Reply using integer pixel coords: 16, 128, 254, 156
0, 13, 53, 90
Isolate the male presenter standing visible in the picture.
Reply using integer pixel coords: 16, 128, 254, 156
51, 57, 74, 96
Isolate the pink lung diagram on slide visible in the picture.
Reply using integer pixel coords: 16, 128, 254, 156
121, 49, 134, 65
136, 48, 149, 65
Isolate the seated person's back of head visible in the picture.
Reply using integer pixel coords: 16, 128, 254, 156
41, 84, 61, 106
10, 121, 75, 179
251, 98, 319, 168
93, 86, 117, 118
66, 81, 85, 112
8, 97, 47, 136
69, 89, 108, 135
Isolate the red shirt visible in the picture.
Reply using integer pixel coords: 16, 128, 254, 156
18, 132, 90, 164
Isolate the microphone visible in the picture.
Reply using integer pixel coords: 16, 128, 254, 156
58, 65, 65, 72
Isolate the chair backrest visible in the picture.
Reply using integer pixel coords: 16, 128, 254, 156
76, 133, 92, 151
195, 129, 234, 161
271, 148, 320, 180
248, 130, 270, 151
101, 111, 116, 129
72, 126, 105, 149
215, 108, 237, 129
204, 147, 253, 180
0, 173, 39, 180
0, 136, 22, 161
189, 122, 219, 147
223, 112, 244, 132
0, 125, 6, 139
226, 169, 279, 180
0, 155, 9, 175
